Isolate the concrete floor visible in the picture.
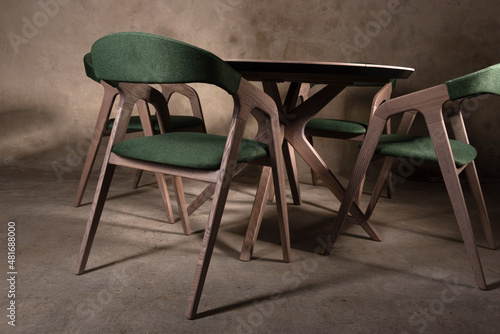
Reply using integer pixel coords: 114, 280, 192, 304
1, 164, 500, 334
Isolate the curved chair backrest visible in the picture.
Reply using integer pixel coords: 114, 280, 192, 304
83, 52, 100, 83
91, 32, 242, 94
446, 63, 500, 101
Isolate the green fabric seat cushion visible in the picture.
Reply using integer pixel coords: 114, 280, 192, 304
306, 118, 368, 135
91, 32, 241, 94
111, 132, 269, 170
371, 134, 476, 167
106, 115, 204, 132
446, 63, 500, 100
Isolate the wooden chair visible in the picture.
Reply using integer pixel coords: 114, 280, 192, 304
330, 64, 499, 290
75, 32, 291, 320
302, 81, 395, 202
74, 53, 206, 223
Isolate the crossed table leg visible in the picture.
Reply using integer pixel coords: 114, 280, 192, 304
240, 82, 382, 260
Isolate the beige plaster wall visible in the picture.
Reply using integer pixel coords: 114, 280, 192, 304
1, 0, 499, 182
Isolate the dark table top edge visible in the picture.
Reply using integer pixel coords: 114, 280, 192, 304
225, 59, 415, 80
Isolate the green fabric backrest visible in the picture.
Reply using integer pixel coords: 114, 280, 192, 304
91, 32, 242, 94
83, 52, 100, 83
446, 63, 500, 100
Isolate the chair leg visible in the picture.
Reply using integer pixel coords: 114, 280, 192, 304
356, 175, 366, 206
385, 171, 394, 199
187, 183, 216, 216
365, 156, 397, 220
384, 119, 394, 199
172, 176, 191, 235
75, 163, 116, 274
282, 140, 301, 205
74, 88, 117, 207
306, 136, 318, 186
428, 122, 486, 290
187, 163, 249, 216
267, 174, 275, 202
240, 167, 273, 261
327, 117, 387, 252
185, 172, 234, 319
270, 156, 292, 263
441, 168, 487, 289
132, 170, 143, 189
155, 173, 175, 224
464, 162, 496, 250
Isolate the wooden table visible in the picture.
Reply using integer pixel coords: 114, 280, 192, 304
226, 59, 414, 257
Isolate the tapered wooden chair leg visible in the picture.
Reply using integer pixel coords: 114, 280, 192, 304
240, 167, 273, 261
267, 174, 275, 203
365, 156, 397, 220
327, 117, 387, 252
282, 140, 301, 205
74, 88, 117, 207
428, 122, 487, 290
76, 163, 116, 275
188, 183, 216, 216
74, 134, 105, 207
132, 170, 143, 189
269, 142, 291, 263
465, 162, 496, 250
187, 163, 248, 216
172, 176, 191, 235
306, 136, 318, 186
441, 167, 487, 289
385, 171, 394, 199
155, 173, 175, 224
185, 179, 233, 319
356, 175, 366, 206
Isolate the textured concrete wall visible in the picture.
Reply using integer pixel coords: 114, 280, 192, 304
1, 0, 499, 182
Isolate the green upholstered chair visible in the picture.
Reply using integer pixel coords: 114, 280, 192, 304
301, 80, 395, 203
75, 32, 291, 320
74, 53, 206, 223
330, 64, 499, 290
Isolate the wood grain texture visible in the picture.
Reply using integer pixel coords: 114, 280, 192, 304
74, 81, 207, 224
303, 82, 395, 204
186, 78, 290, 319
74, 81, 118, 207
335, 84, 493, 290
